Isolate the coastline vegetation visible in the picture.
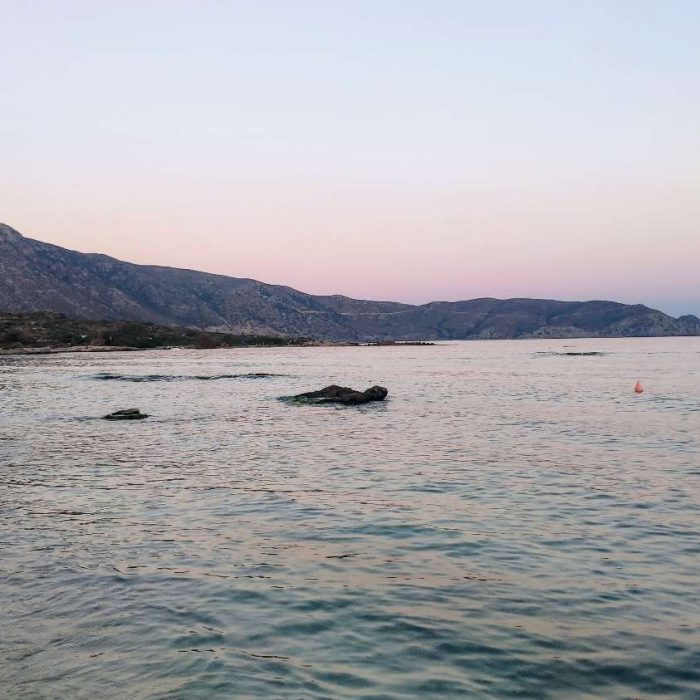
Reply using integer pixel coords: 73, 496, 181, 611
0, 312, 311, 352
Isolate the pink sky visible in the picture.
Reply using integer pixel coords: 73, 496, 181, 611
7, 176, 698, 316
3, 2, 699, 315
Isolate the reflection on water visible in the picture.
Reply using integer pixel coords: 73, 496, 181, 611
1, 338, 699, 698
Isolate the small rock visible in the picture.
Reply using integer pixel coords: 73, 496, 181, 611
103, 408, 149, 420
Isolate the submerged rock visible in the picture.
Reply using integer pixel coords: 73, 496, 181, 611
103, 408, 149, 420
292, 384, 388, 405
535, 351, 608, 357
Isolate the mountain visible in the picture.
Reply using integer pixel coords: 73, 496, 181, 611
2, 223, 699, 340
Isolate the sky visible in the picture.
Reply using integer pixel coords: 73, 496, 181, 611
2, 1, 699, 315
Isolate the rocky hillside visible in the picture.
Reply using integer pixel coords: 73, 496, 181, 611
2, 223, 698, 340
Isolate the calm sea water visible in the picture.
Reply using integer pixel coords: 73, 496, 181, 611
1, 338, 699, 699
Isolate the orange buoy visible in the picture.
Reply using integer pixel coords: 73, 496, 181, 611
634, 380, 644, 394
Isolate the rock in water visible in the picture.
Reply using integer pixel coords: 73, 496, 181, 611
103, 408, 149, 420
292, 385, 388, 405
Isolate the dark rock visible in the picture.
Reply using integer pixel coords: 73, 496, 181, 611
293, 385, 388, 405
103, 408, 149, 420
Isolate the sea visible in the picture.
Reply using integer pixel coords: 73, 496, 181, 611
1, 338, 699, 699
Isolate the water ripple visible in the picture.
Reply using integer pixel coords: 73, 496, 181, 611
1, 338, 699, 698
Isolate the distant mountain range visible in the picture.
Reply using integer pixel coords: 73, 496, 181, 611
2, 223, 699, 340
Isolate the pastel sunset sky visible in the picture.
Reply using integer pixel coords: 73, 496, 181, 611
2, 1, 699, 315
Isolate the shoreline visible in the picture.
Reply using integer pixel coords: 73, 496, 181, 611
0, 345, 145, 356
3, 335, 697, 356
0, 340, 437, 356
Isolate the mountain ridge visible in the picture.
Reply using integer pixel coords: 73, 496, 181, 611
2, 222, 698, 340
